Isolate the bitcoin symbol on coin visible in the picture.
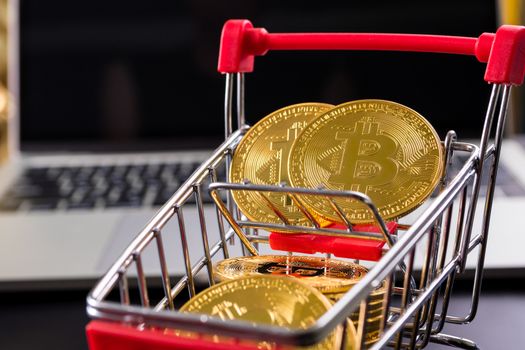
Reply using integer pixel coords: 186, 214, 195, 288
328, 121, 398, 193
288, 99, 443, 224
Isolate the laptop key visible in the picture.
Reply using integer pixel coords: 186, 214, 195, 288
93, 166, 113, 178
25, 167, 49, 176
46, 167, 65, 180
144, 164, 162, 178
67, 199, 97, 210
5, 161, 204, 211
75, 167, 96, 182
28, 198, 60, 210
9, 184, 61, 199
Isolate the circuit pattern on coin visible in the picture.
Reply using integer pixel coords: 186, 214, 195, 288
230, 103, 334, 226
214, 255, 368, 293
288, 99, 443, 224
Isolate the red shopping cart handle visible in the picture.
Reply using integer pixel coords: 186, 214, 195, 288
269, 221, 398, 262
218, 20, 525, 85
86, 321, 280, 350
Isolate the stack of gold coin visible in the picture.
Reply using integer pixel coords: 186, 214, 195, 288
213, 255, 383, 349
179, 275, 343, 349
213, 255, 367, 292
326, 284, 387, 348
221, 99, 443, 348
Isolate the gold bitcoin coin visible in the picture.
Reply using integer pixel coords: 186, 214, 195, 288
325, 281, 386, 304
289, 99, 443, 224
180, 275, 343, 350
230, 103, 334, 227
214, 255, 368, 293
325, 278, 387, 349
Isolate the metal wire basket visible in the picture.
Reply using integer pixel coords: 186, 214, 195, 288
86, 20, 525, 350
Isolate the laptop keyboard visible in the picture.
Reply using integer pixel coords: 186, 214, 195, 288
0, 162, 219, 211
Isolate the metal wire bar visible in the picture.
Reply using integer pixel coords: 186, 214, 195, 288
193, 184, 215, 286
326, 196, 355, 231
133, 253, 150, 308
357, 297, 371, 349
224, 73, 238, 227
288, 192, 321, 229
420, 211, 454, 339
236, 73, 246, 128
176, 206, 196, 298
257, 190, 291, 225
417, 131, 457, 331
236, 220, 384, 239
429, 333, 479, 349
210, 182, 395, 243
153, 229, 236, 312
208, 167, 230, 259
245, 234, 269, 243
88, 130, 241, 302
416, 221, 438, 328
381, 274, 394, 333
154, 229, 174, 310
453, 184, 469, 258
395, 248, 415, 350
224, 73, 234, 139
457, 84, 501, 272
447, 84, 511, 324
339, 319, 352, 350
371, 258, 459, 350
118, 269, 130, 306
431, 270, 456, 335
321, 154, 478, 346
210, 188, 259, 256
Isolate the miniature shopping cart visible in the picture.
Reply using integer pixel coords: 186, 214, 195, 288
85, 20, 525, 350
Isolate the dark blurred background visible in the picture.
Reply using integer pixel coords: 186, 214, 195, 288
6, 1, 525, 349
19, 0, 497, 153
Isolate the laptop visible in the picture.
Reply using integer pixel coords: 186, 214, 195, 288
1, 0, 523, 291
0, 0, 231, 290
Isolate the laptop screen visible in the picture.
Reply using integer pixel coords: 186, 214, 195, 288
18, 0, 497, 153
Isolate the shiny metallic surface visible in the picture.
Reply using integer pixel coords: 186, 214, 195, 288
85, 34, 511, 349
236, 73, 245, 129
180, 275, 344, 350
155, 230, 174, 310
289, 99, 443, 224
214, 255, 368, 293
211, 182, 392, 242
86, 128, 487, 348
117, 269, 130, 306
224, 73, 234, 139
230, 102, 333, 226
134, 253, 150, 308
194, 184, 215, 286
208, 167, 230, 259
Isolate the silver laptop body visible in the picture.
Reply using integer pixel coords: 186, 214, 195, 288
0, 0, 223, 290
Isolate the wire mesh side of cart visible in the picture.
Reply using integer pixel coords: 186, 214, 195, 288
86, 22, 523, 350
